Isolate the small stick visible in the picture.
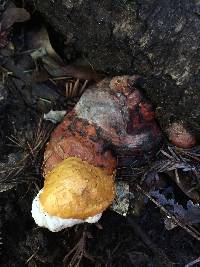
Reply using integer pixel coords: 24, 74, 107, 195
65, 83, 69, 98
185, 257, 200, 267
136, 184, 200, 241
79, 80, 88, 95
72, 78, 80, 97
181, 151, 200, 163
69, 82, 73, 97
52, 76, 72, 80
26, 248, 39, 263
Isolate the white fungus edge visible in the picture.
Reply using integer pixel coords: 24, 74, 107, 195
31, 190, 102, 232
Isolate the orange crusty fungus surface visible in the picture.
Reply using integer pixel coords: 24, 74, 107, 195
43, 111, 116, 176
40, 157, 116, 219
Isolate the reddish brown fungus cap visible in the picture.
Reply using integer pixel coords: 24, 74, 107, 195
43, 113, 116, 175
167, 122, 196, 148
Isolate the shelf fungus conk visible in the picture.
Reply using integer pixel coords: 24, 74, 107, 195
32, 157, 115, 232
32, 75, 162, 232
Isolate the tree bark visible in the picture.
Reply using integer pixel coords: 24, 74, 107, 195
35, 0, 200, 139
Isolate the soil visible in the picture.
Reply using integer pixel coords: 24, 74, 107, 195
0, 1, 200, 267
1, 184, 200, 266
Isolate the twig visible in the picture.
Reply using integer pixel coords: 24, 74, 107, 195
185, 256, 200, 267
73, 78, 80, 96
1, 119, 52, 185
65, 78, 88, 98
79, 80, 88, 95
136, 184, 200, 241
63, 227, 87, 267
26, 247, 39, 263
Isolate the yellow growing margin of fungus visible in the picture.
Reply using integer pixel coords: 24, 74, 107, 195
32, 75, 162, 232
32, 157, 115, 232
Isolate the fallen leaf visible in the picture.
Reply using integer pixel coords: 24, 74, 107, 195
1, 7, 30, 30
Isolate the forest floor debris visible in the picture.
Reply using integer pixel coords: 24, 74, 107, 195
0, 1, 199, 266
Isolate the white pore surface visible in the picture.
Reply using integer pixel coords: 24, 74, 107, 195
31, 190, 102, 232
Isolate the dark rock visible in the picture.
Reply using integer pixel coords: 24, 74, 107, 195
35, 0, 200, 139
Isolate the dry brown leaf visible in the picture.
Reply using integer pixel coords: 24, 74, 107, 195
1, 7, 30, 30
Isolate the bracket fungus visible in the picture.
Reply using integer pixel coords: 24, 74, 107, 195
32, 75, 162, 232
